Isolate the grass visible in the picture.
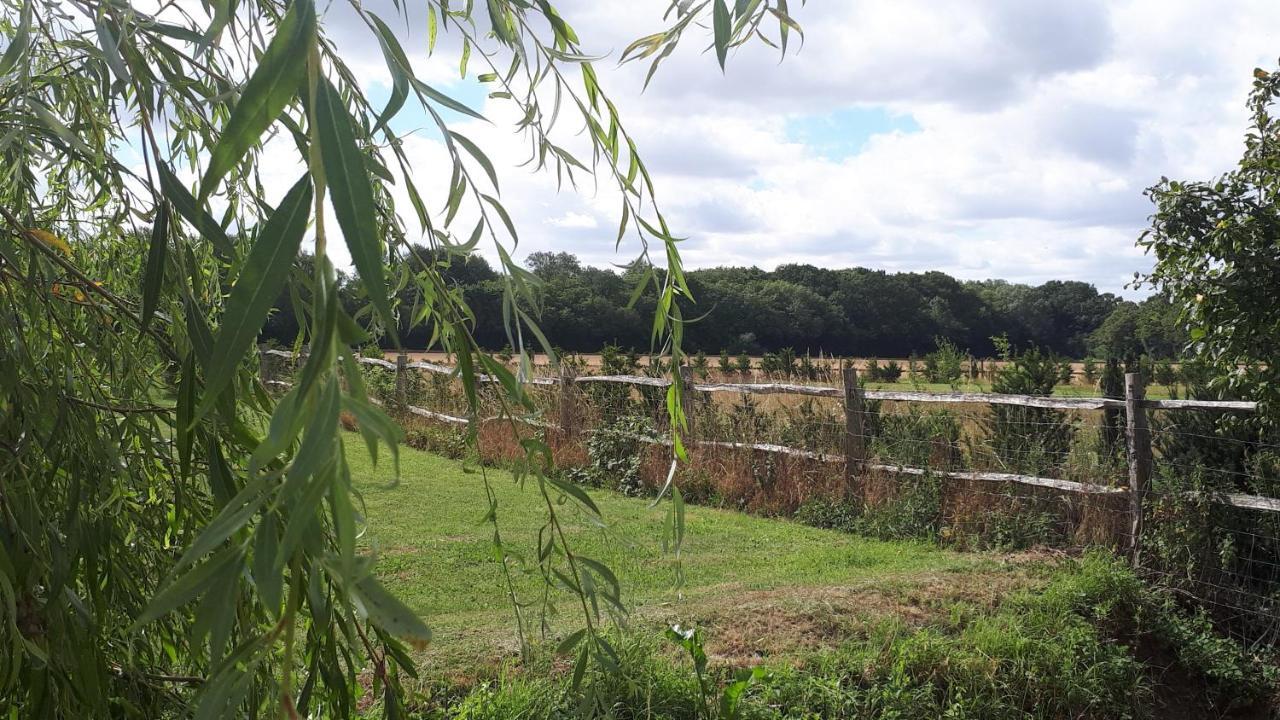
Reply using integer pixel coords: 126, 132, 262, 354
349, 438, 1020, 674
350, 440, 1275, 718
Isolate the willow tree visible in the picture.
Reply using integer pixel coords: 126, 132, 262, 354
0, 0, 802, 716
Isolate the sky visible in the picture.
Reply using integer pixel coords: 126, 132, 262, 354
261, 0, 1280, 298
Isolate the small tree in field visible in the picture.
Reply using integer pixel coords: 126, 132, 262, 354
985, 336, 1075, 475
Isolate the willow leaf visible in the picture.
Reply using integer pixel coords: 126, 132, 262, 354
713, 0, 731, 69
140, 202, 169, 329
194, 175, 312, 421
315, 78, 397, 343
352, 575, 432, 650
158, 161, 234, 258
198, 0, 314, 201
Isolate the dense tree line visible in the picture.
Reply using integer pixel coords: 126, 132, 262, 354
262, 249, 1186, 360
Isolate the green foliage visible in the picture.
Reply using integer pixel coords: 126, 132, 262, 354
1139, 63, 1280, 408
0, 0, 803, 714
571, 416, 657, 497
300, 257, 1141, 360
865, 359, 904, 383
922, 337, 965, 387
760, 347, 798, 378
985, 338, 1075, 475
422, 554, 1273, 719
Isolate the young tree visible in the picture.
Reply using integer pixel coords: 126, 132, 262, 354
1140, 64, 1280, 409
0, 0, 802, 716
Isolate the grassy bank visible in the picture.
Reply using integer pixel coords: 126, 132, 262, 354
349, 442, 1010, 675
351, 441, 1275, 718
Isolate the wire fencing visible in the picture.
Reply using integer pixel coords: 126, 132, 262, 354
259, 346, 1280, 646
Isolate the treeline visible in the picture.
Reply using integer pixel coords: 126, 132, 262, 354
262, 250, 1185, 360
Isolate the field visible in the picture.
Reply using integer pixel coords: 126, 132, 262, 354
350, 440, 1275, 718
391, 351, 1181, 399
348, 437, 1018, 674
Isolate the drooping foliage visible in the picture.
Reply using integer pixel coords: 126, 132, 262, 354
0, 0, 802, 716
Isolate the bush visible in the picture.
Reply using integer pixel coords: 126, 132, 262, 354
573, 416, 657, 496
865, 359, 903, 383
760, 347, 798, 378
922, 337, 965, 386
872, 407, 961, 469
985, 337, 1074, 476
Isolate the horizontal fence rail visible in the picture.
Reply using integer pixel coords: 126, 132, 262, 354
257, 348, 1274, 518
262, 348, 1257, 413
258, 346, 1280, 643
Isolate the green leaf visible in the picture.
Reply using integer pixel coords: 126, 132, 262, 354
314, 78, 398, 344
449, 131, 499, 191
157, 161, 234, 258
198, 0, 314, 200
94, 19, 129, 83
193, 175, 312, 421
713, 0, 731, 70
132, 547, 243, 629
0, 1, 29, 76
176, 352, 197, 479
368, 13, 410, 134
140, 202, 169, 329
351, 575, 432, 650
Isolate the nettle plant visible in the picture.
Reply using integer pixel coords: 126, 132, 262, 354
0, 0, 802, 716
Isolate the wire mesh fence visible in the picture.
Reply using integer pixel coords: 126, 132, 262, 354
259, 346, 1280, 646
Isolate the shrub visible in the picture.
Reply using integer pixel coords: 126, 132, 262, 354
856, 472, 944, 541
984, 336, 1074, 476
761, 347, 798, 378
575, 416, 657, 496
922, 337, 965, 387
878, 360, 904, 383
718, 350, 733, 375
691, 350, 710, 379
734, 352, 753, 376
1082, 357, 1100, 385
872, 407, 961, 469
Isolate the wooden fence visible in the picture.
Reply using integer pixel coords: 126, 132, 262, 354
257, 346, 1274, 563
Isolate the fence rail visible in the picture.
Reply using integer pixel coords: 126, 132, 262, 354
257, 347, 1276, 530
259, 346, 1280, 643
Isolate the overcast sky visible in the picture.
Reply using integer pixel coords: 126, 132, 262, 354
292, 1, 1280, 298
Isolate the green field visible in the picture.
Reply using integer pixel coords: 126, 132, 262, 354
349, 440, 1027, 674
351, 442, 1272, 717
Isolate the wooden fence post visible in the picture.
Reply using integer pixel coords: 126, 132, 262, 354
559, 363, 576, 438
257, 343, 271, 386
842, 367, 866, 493
1125, 372, 1152, 565
395, 351, 408, 408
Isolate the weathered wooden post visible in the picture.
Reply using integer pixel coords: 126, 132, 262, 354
558, 363, 576, 438
395, 351, 408, 409
842, 367, 866, 493
257, 343, 271, 387
1125, 372, 1152, 565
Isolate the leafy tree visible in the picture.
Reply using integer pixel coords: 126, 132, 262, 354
0, 0, 801, 716
1140, 64, 1280, 409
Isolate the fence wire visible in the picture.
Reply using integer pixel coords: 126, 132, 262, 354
259, 349, 1280, 647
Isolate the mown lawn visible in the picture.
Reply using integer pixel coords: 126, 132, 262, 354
348, 439, 1025, 673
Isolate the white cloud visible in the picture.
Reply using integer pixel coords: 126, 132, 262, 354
546, 212, 599, 230
308, 0, 1280, 297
